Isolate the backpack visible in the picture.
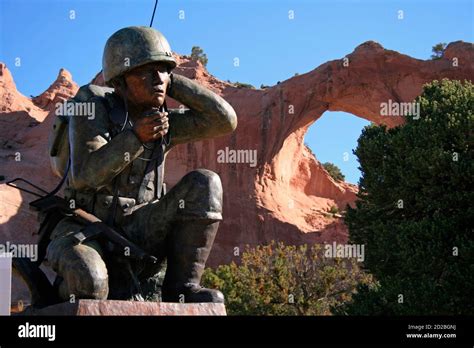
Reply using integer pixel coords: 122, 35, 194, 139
48, 84, 115, 178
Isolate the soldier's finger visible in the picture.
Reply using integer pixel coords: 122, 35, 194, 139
142, 108, 161, 118
152, 116, 168, 124
152, 131, 166, 139
152, 123, 169, 131
143, 117, 162, 127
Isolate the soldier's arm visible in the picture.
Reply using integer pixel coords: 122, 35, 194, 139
166, 73, 237, 147
69, 97, 145, 191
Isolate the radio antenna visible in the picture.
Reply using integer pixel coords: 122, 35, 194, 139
149, 0, 158, 27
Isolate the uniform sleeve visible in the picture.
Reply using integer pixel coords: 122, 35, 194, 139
167, 73, 237, 147
68, 97, 144, 191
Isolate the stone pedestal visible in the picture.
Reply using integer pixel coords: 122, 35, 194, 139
19, 299, 227, 316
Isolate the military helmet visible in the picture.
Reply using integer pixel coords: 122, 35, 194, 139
102, 26, 177, 85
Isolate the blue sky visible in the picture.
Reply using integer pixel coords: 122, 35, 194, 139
1, 0, 473, 183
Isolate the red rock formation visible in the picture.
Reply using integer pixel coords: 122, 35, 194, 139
1, 41, 473, 304
0, 63, 48, 142
31, 68, 78, 111
0, 67, 78, 304
166, 41, 474, 263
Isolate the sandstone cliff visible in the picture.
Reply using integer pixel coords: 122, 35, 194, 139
1, 41, 473, 303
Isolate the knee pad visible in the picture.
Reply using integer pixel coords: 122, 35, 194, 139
179, 169, 223, 220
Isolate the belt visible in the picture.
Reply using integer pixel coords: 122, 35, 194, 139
95, 194, 137, 213
64, 188, 137, 221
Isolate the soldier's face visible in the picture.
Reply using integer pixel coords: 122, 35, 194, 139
123, 62, 171, 108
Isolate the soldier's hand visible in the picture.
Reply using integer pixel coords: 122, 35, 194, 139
132, 109, 169, 143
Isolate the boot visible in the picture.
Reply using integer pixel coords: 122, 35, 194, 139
162, 220, 224, 303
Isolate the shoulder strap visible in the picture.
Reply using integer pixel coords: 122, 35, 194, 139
103, 92, 127, 139
102, 93, 126, 227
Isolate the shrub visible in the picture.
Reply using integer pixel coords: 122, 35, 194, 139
329, 205, 339, 215
191, 46, 208, 67
202, 242, 374, 315
322, 162, 346, 181
430, 42, 447, 60
343, 80, 474, 315
233, 82, 255, 89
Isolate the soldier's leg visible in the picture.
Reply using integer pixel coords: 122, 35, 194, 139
46, 218, 109, 301
162, 218, 223, 303
126, 169, 224, 303
106, 255, 145, 301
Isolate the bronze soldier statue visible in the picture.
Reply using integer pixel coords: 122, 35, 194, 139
44, 26, 237, 303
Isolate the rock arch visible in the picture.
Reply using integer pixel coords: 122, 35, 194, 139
1, 41, 472, 273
